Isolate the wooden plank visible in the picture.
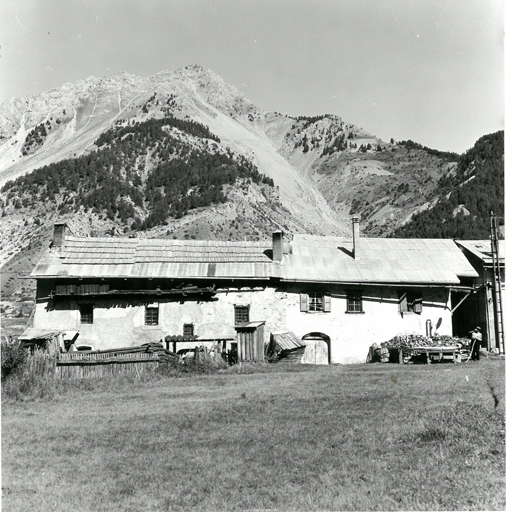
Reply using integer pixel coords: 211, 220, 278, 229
238, 333, 244, 361
57, 357, 158, 366
258, 325, 264, 361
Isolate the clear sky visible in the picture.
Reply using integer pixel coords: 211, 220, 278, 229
0, 0, 503, 153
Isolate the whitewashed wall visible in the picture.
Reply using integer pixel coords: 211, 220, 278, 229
33, 284, 452, 363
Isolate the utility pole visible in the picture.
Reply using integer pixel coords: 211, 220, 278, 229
490, 212, 504, 353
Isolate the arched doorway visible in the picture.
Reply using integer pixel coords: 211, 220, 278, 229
301, 332, 331, 364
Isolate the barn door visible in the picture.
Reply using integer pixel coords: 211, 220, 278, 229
301, 333, 331, 364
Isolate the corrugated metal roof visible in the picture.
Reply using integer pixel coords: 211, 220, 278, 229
279, 236, 478, 284
31, 237, 272, 279
455, 240, 505, 264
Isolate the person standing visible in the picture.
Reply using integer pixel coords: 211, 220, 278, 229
470, 327, 483, 361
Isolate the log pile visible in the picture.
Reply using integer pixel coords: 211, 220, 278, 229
367, 334, 471, 363
59, 342, 179, 364
141, 342, 179, 363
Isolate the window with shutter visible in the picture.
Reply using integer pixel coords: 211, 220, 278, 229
301, 293, 330, 312
399, 292, 422, 314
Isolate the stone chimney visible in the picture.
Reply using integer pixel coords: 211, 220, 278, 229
53, 222, 68, 250
273, 231, 284, 262
352, 216, 360, 260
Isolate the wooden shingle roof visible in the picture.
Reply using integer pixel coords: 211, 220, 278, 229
31, 233, 479, 285
32, 237, 272, 279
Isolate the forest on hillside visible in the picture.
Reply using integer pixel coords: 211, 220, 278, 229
392, 131, 504, 239
397, 140, 459, 162
1, 117, 274, 230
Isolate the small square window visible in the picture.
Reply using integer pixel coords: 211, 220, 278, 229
145, 305, 159, 326
80, 304, 94, 324
234, 305, 250, 324
346, 292, 363, 313
183, 323, 194, 336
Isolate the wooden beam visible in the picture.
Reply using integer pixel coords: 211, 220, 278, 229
451, 291, 472, 314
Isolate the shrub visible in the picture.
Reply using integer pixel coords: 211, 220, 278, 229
2, 344, 59, 400
1, 341, 29, 381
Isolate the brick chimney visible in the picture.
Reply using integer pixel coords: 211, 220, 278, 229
53, 222, 68, 250
273, 231, 284, 262
352, 216, 360, 260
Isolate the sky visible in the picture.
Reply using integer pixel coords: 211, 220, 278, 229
0, 0, 503, 153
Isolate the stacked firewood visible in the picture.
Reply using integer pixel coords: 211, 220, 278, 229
368, 334, 471, 362
141, 342, 179, 363
385, 334, 469, 351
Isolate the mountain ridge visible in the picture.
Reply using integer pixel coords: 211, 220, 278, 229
0, 65, 350, 237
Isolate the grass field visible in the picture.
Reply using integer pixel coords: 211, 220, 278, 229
2, 359, 505, 511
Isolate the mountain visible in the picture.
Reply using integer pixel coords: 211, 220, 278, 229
392, 131, 504, 239
1, 64, 500, 305
0, 66, 346, 238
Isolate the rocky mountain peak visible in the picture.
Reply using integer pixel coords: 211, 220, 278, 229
152, 64, 258, 119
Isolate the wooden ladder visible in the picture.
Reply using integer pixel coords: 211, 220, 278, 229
490, 213, 504, 353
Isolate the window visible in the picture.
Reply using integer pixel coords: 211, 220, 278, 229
80, 304, 94, 324
399, 292, 423, 314
300, 293, 331, 312
183, 323, 194, 336
234, 305, 250, 324
309, 292, 324, 312
145, 304, 159, 326
346, 291, 363, 313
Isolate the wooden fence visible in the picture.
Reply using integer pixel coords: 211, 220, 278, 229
24, 351, 58, 379
56, 351, 160, 379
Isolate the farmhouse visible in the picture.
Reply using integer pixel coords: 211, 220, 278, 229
30, 219, 480, 364
454, 240, 505, 352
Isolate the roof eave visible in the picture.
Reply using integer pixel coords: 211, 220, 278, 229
278, 278, 461, 287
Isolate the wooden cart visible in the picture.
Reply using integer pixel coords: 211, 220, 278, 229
416, 346, 460, 364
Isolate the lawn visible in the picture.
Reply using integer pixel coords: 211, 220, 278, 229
2, 359, 505, 511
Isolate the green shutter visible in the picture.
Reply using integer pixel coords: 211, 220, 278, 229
300, 293, 308, 312
413, 297, 423, 313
